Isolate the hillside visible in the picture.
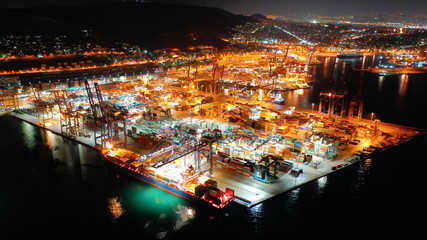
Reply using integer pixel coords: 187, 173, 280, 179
1, 2, 256, 50
0, 8, 80, 36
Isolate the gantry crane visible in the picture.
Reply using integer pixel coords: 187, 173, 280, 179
141, 128, 221, 177
52, 90, 81, 138
319, 91, 347, 117
210, 62, 225, 94
0, 90, 19, 111
85, 80, 127, 148
348, 90, 364, 119
31, 87, 54, 126
369, 119, 381, 136
180, 62, 199, 90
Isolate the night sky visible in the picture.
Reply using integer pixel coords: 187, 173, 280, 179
0, 0, 426, 16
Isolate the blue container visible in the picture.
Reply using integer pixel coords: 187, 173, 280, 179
295, 141, 303, 150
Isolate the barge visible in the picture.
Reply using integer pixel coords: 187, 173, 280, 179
103, 148, 234, 209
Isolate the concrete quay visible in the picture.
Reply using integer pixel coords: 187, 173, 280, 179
5, 109, 424, 208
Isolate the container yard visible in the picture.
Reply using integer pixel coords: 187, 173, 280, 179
4, 76, 424, 208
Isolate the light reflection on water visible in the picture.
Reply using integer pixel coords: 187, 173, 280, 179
316, 176, 328, 194
173, 204, 195, 230
108, 196, 125, 223
399, 74, 409, 97
45, 130, 53, 148
359, 158, 372, 175
353, 158, 372, 197
128, 184, 184, 214
249, 202, 263, 218
378, 76, 384, 91
156, 230, 168, 239
21, 121, 36, 149
248, 203, 264, 235
289, 188, 300, 203
397, 74, 409, 111
118, 181, 201, 238
280, 187, 302, 215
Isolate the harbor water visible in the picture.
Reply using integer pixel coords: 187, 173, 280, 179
1, 57, 426, 239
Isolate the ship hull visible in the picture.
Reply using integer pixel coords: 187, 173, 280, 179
104, 157, 233, 208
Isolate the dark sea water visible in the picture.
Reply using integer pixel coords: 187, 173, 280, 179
282, 56, 427, 129
1, 57, 427, 239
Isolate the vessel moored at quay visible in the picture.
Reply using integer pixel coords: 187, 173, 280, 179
103, 148, 235, 209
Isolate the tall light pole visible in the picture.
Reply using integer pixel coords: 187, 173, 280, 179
371, 112, 374, 121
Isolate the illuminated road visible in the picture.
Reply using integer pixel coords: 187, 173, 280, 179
274, 25, 313, 45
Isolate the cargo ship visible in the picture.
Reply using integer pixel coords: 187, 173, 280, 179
102, 148, 234, 209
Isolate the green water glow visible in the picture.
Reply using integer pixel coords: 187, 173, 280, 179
126, 184, 185, 214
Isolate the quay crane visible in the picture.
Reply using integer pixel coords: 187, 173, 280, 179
142, 127, 221, 178
52, 90, 82, 138
0, 89, 19, 112
31, 87, 54, 126
85, 80, 127, 148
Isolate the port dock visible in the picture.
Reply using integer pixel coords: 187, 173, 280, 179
4, 82, 423, 207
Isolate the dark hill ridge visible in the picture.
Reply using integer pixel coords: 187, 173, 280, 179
0, 8, 80, 36
1, 2, 257, 49
251, 14, 268, 20
155, 26, 229, 50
